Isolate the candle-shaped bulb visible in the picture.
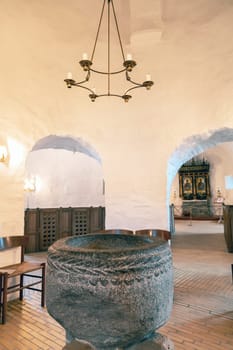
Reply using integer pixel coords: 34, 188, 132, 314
67, 72, 72, 79
126, 53, 132, 61
82, 53, 88, 60
92, 88, 96, 94
146, 74, 151, 81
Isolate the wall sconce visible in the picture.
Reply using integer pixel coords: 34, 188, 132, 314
0, 145, 8, 163
216, 187, 222, 197
24, 176, 36, 192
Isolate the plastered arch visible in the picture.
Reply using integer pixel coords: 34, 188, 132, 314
167, 127, 233, 226
25, 135, 104, 209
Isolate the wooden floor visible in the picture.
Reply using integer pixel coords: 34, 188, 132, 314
1, 221, 233, 349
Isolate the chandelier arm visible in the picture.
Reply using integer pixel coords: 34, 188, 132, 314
89, 67, 127, 75
74, 78, 89, 85
125, 72, 142, 87
72, 83, 96, 94
95, 93, 124, 99
91, 0, 106, 62
127, 78, 142, 87
64, 70, 91, 86
124, 85, 144, 96
64, 78, 87, 86
111, 0, 125, 61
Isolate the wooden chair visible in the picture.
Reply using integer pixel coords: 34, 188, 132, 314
135, 229, 171, 245
0, 235, 46, 324
94, 229, 134, 235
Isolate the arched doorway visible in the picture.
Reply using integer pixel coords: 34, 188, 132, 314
167, 127, 233, 232
24, 135, 105, 252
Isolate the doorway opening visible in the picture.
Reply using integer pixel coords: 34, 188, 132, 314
24, 135, 105, 252
167, 127, 233, 233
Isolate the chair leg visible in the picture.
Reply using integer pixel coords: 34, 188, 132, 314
41, 263, 46, 307
20, 274, 24, 301
2, 273, 8, 324
0, 274, 2, 323
231, 264, 233, 283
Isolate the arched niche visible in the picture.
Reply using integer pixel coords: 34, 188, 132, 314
24, 135, 104, 208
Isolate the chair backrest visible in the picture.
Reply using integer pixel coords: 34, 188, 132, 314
0, 236, 28, 262
94, 229, 134, 235
135, 229, 171, 243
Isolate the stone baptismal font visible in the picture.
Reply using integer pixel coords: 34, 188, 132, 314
46, 233, 174, 349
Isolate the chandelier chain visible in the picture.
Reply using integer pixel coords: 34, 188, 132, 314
91, 0, 106, 62
111, 0, 125, 62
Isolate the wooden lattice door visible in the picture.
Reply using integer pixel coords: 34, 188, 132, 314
24, 206, 105, 252
72, 209, 89, 235
39, 209, 59, 250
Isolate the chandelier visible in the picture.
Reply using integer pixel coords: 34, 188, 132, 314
64, 0, 154, 102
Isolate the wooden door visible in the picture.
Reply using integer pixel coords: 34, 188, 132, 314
39, 209, 59, 251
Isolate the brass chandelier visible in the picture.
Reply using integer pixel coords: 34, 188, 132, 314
64, 0, 154, 102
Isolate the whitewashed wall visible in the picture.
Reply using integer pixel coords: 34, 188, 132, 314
0, 0, 232, 237
25, 149, 104, 209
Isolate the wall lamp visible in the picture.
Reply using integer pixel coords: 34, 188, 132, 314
0, 145, 8, 164
24, 177, 36, 192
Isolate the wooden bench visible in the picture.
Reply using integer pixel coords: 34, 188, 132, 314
0, 235, 46, 324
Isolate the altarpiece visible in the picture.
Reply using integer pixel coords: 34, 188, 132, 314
178, 159, 211, 217
179, 159, 210, 200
